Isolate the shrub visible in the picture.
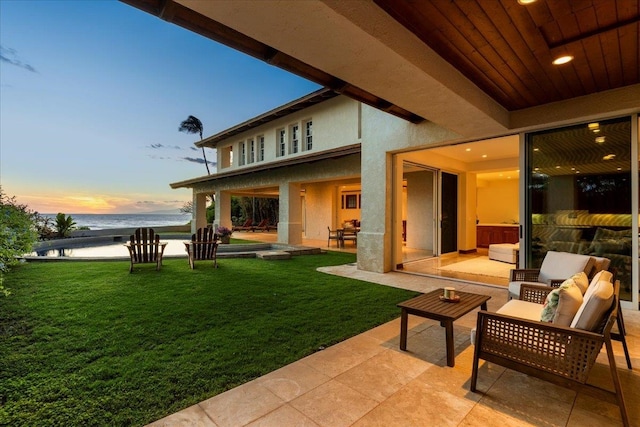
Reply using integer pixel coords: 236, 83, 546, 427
0, 189, 38, 294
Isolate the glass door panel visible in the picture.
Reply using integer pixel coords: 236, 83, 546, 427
526, 117, 633, 301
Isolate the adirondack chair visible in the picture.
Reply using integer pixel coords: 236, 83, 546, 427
125, 227, 167, 273
184, 227, 219, 269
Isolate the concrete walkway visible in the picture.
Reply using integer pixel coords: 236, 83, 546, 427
147, 264, 639, 427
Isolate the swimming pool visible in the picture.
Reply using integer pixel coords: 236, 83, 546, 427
27, 237, 312, 259
30, 238, 190, 258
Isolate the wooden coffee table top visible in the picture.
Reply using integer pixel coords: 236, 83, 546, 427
397, 289, 491, 322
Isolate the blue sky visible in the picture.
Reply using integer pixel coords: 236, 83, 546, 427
0, 0, 320, 214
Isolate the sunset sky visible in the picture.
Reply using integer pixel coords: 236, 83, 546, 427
0, 0, 320, 214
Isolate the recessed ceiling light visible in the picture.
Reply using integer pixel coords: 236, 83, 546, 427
588, 122, 600, 131
595, 136, 606, 144
571, 167, 575, 170
534, 167, 540, 171
555, 165, 561, 169
553, 55, 574, 65
482, 154, 487, 158
603, 154, 616, 160
465, 148, 471, 152
533, 148, 540, 152
617, 167, 622, 171
517, 0, 537, 4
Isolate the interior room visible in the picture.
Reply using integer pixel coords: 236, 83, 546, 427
398, 135, 520, 286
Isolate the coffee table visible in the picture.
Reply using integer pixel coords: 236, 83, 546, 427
397, 289, 491, 367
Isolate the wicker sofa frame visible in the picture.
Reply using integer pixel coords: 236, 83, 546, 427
471, 281, 631, 426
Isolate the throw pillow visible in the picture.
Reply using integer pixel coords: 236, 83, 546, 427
571, 272, 589, 295
570, 279, 614, 331
540, 278, 574, 322
553, 283, 583, 326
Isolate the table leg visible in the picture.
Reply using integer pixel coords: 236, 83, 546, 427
400, 309, 408, 351
444, 320, 455, 367
481, 302, 488, 311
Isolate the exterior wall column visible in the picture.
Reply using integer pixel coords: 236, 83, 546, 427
358, 150, 393, 273
215, 190, 232, 229
278, 182, 302, 245
192, 192, 208, 234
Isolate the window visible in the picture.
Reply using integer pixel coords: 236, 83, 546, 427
304, 120, 313, 150
290, 124, 299, 154
257, 135, 264, 162
239, 141, 246, 166
277, 129, 286, 157
248, 138, 255, 164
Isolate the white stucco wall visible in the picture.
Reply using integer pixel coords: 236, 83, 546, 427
477, 179, 519, 225
216, 96, 359, 171
358, 105, 460, 272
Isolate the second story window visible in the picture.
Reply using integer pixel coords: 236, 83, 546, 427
290, 124, 299, 154
305, 120, 313, 150
258, 135, 265, 161
278, 129, 286, 157
248, 138, 255, 164
239, 141, 246, 166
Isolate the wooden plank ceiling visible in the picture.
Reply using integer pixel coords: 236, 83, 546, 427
374, 0, 639, 111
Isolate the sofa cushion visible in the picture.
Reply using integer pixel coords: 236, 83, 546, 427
589, 269, 613, 289
570, 279, 614, 332
540, 279, 583, 325
498, 299, 543, 321
470, 299, 542, 343
538, 251, 595, 284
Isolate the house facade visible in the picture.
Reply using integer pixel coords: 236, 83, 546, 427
171, 90, 364, 247
126, 0, 640, 310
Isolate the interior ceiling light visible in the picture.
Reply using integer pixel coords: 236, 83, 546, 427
603, 154, 616, 160
555, 165, 561, 169
517, 0, 537, 4
588, 122, 600, 131
465, 148, 471, 152
553, 55, 574, 65
482, 154, 487, 158
595, 136, 606, 144
533, 148, 540, 152
618, 167, 622, 171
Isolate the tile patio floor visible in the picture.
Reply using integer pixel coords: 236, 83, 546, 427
148, 264, 640, 427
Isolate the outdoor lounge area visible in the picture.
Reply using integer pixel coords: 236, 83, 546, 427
148, 266, 640, 427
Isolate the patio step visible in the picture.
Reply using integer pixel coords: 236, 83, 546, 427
256, 250, 292, 260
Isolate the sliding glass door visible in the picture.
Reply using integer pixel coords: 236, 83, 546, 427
525, 116, 634, 302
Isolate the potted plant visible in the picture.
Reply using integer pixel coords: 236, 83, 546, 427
216, 226, 233, 244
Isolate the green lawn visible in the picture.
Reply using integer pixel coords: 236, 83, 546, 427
0, 253, 418, 426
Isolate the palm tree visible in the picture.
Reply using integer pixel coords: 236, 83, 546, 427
179, 115, 210, 175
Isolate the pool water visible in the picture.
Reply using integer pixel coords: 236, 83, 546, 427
30, 239, 189, 258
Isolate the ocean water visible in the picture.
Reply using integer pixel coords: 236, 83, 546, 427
42, 213, 191, 230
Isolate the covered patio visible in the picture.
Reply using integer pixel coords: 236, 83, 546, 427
148, 266, 639, 426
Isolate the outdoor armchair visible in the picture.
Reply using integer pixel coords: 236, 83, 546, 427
507, 251, 602, 299
471, 278, 631, 426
